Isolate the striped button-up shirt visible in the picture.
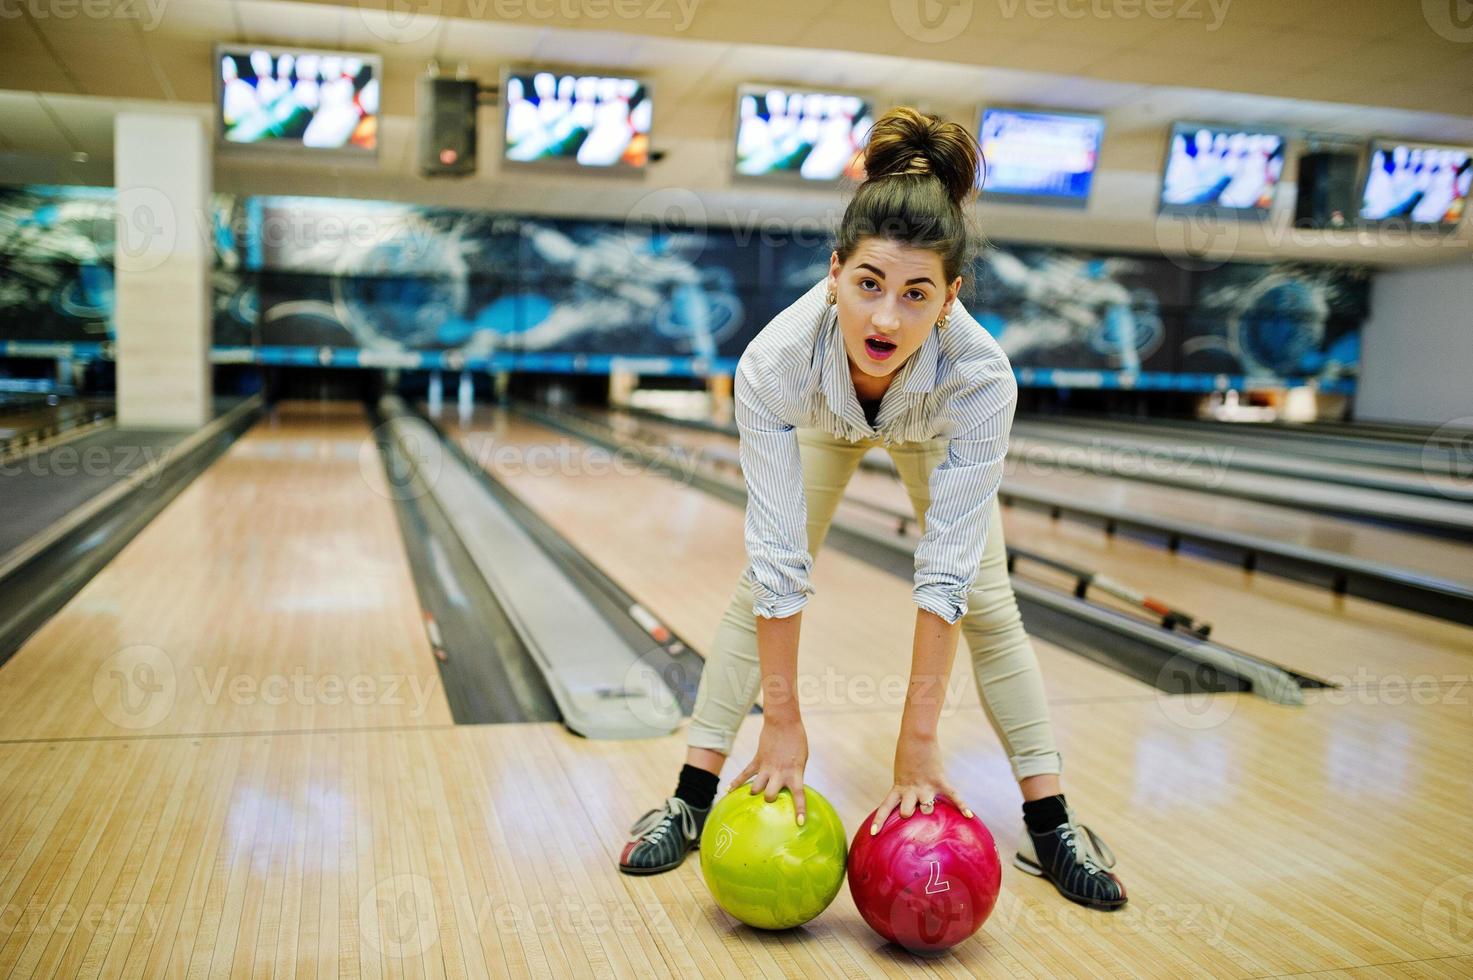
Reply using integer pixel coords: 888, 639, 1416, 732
735, 277, 1017, 625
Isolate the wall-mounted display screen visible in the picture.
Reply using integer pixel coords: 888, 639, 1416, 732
733, 85, 872, 182
502, 70, 652, 169
1359, 140, 1472, 226
215, 44, 380, 156
978, 107, 1104, 206
1160, 123, 1284, 212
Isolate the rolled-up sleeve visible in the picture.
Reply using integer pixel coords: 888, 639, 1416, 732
734, 352, 813, 619
913, 361, 1017, 625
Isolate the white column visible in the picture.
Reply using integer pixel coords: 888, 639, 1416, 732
114, 112, 212, 429
608, 368, 637, 407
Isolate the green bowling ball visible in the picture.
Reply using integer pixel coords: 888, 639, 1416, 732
698, 784, 848, 930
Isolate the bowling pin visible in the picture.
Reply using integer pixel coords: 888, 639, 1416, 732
303, 76, 362, 147
221, 57, 260, 127
580, 95, 632, 167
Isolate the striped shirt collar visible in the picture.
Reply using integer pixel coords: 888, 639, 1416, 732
818, 301, 942, 432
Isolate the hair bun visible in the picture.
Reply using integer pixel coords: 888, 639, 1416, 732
862, 106, 982, 206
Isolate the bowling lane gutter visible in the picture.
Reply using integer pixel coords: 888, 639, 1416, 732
366, 400, 561, 727
378, 396, 705, 740
520, 403, 1311, 706
620, 405, 1473, 631
1011, 420, 1458, 501
1053, 411, 1469, 464
1005, 431, 1472, 532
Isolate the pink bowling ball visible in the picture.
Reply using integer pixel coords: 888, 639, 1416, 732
847, 796, 1002, 953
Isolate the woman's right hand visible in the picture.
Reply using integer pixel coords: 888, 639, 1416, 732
730, 716, 809, 825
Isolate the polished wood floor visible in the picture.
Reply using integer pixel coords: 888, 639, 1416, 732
1, 402, 1470, 978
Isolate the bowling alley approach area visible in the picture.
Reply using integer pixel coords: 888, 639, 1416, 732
4, 2, 1473, 978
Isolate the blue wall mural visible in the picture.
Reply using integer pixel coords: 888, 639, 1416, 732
0, 185, 1367, 392
0, 185, 254, 352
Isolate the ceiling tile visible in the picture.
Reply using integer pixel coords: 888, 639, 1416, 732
0, 94, 74, 153
1285, 0, 1427, 38
151, 0, 241, 39
978, 37, 1115, 74
1198, 0, 1306, 29
0, 57, 84, 94
0, 19, 53, 56
149, 50, 222, 102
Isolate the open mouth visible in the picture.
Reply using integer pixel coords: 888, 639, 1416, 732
865, 336, 898, 359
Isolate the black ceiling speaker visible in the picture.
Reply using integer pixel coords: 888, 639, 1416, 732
418, 77, 479, 177
1294, 151, 1361, 229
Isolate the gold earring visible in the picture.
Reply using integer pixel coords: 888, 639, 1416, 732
826, 287, 836, 306
936, 309, 949, 330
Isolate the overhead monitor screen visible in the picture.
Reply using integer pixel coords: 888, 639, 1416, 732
734, 86, 872, 182
979, 107, 1104, 205
1359, 141, 1472, 226
503, 71, 652, 169
216, 45, 380, 155
1161, 123, 1284, 211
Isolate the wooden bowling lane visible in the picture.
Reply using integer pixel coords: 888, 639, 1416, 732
1004, 431, 1473, 538
993, 505, 1473, 683
9, 660, 1465, 976
438, 406, 1147, 709
833, 464, 1473, 685
575, 694, 1473, 978
618, 410, 1473, 685
0, 400, 452, 741
1012, 417, 1455, 495
1025, 414, 1453, 473
0, 725, 676, 978
2, 403, 1470, 977
459, 399, 1473, 977
1001, 464, 1473, 589
2, 695, 1469, 977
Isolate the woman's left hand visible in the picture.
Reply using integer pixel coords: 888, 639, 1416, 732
868, 732, 975, 835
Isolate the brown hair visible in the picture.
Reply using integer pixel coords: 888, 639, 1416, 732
836, 106, 985, 287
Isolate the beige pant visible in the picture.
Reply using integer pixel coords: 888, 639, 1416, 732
688, 426, 1063, 781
